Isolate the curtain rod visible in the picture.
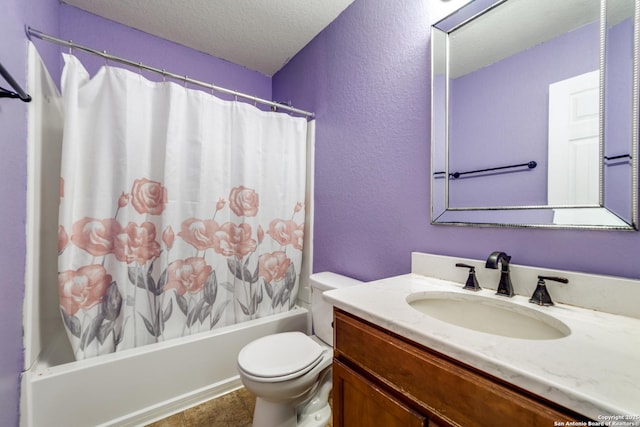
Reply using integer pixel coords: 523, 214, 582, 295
26, 26, 314, 119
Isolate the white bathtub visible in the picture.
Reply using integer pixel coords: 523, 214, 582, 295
20, 307, 309, 427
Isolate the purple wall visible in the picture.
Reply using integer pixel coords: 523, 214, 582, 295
273, 0, 432, 280
1, 1, 59, 425
0, 4, 29, 424
273, 0, 640, 282
1, 4, 271, 426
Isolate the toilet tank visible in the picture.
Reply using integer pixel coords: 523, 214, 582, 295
310, 272, 362, 346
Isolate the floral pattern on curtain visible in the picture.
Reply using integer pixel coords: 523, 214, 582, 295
57, 54, 310, 360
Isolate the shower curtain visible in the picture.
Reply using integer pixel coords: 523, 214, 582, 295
57, 54, 310, 360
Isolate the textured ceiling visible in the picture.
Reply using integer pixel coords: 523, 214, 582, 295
61, 0, 355, 76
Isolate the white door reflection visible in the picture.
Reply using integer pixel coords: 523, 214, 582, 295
548, 70, 600, 206
548, 70, 626, 226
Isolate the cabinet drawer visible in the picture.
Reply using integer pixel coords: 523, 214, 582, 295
334, 309, 587, 427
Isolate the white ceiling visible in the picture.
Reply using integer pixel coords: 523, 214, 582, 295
61, 0, 355, 77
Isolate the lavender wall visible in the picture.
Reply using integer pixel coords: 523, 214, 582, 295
0, 4, 29, 424
273, 0, 640, 282
273, 0, 432, 280
1, 1, 59, 425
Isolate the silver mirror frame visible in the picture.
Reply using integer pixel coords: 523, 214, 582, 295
430, 0, 639, 230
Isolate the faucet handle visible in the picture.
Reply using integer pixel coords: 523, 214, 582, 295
455, 263, 481, 291
529, 276, 568, 306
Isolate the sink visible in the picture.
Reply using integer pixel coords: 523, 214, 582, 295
407, 291, 571, 340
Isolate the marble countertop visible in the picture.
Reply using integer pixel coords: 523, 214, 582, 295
324, 273, 640, 423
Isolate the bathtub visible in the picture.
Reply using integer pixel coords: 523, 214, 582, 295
20, 307, 309, 427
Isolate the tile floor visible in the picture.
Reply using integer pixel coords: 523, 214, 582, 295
146, 387, 333, 427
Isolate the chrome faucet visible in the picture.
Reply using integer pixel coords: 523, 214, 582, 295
485, 251, 514, 297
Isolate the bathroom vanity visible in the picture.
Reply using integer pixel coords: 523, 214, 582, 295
332, 310, 585, 426
324, 253, 640, 427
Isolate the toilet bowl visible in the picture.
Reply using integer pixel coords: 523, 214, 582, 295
237, 272, 362, 427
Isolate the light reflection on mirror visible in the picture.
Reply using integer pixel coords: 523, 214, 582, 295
431, 0, 638, 229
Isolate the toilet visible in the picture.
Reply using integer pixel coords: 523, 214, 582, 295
237, 272, 362, 427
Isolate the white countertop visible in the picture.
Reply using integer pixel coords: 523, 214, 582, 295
324, 273, 640, 424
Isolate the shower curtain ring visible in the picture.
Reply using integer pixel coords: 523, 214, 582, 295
103, 50, 108, 66
68, 41, 73, 54
162, 69, 167, 82
184, 76, 188, 88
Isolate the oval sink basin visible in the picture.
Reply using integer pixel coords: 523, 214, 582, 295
407, 291, 571, 340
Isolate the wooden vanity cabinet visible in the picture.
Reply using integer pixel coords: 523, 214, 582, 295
332, 309, 589, 427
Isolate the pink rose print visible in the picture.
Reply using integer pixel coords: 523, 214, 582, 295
164, 257, 212, 296
59, 264, 112, 316
267, 219, 304, 249
294, 202, 304, 213
257, 224, 264, 244
162, 226, 175, 249
291, 223, 304, 251
267, 219, 294, 246
216, 198, 226, 211
258, 251, 291, 283
114, 222, 161, 264
228, 186, 259, 217
178, 218, 219, 251
71, 218, 123, 256
130, 178, 167, 215
58, 225, 69, 254
213, 222, 257, 258
118, 192, 130, 208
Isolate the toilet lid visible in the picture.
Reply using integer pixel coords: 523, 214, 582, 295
238, 332, 325, 380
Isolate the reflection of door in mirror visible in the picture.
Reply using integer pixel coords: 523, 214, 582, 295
548, 70, 599, 207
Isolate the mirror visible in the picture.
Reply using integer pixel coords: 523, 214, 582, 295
431, 0, 638, 229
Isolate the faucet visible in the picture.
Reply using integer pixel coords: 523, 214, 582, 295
485, 251, 514, 297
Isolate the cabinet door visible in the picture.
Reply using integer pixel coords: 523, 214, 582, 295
333, 360, 427, 427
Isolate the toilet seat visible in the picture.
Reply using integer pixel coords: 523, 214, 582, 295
237, 332, 327, 383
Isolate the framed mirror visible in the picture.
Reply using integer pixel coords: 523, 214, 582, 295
431, 0, 638, 229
